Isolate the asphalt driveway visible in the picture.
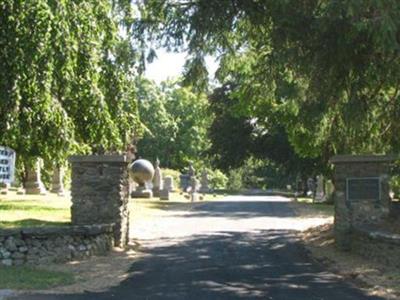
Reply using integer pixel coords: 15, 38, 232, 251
16, 196, 383, 300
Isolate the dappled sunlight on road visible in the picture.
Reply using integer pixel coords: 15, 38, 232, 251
21, 196, 379, 299
130, 195, 333, 241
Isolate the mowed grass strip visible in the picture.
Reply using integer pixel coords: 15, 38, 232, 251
0, 266, 75, 290
0, 193, 71, 229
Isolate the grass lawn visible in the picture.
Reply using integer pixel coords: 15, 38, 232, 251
0, 266, 75, 290
0, 191, 224, 229
0, 193, 71, 229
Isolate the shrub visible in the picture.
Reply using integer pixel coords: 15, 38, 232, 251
207, 169, 228, 189
227, 169, 244, 192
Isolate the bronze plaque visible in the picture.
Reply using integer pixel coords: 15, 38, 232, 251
346, 177, 380, 201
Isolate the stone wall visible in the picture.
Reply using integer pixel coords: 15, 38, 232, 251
0, 224, 114, 266
69, 155, 129, 247
352, 227, 400, 269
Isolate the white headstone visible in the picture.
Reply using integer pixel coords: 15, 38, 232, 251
152, 159, 163, 197
164, 176, 175, 192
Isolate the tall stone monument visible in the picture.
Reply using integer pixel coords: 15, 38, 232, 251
130, 159, 154, 198
152, 159, 162, 197
314, 175, 325, 202
69, 155, 130, 247
307, 177, 315, 198
190, 177, 200, 202
25, 159, 47, 195
199, 169, 210, 193
51, 166, 65, 196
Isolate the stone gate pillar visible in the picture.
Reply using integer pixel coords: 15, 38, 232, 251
69, 155, 129, 247
330, 155, 396, 250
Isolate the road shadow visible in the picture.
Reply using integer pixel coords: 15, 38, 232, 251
23, 230, 384, 300
145, 197, 297, 219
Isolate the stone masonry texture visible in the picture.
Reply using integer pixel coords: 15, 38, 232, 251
0, 224, 114, 266
330, 155, 396, 250
69, 155, 130, 247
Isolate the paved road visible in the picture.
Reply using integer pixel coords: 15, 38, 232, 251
18, 196, 383, 300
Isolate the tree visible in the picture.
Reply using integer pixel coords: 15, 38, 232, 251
133, 0, 400, 163
0, 1, 140, 172
208, 84, 255, 171
136, 78, 211, 170
208, 83, 324, 181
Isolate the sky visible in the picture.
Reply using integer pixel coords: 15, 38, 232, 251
145, 48, 219, 84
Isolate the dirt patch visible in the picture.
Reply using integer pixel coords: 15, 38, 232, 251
24, 243, 142, 295
301, 223, 400, 300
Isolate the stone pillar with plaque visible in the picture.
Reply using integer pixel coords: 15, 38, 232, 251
330, 155, 396, 250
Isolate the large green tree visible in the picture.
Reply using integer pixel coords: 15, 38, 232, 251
0, 0, 140, 169
209, 83, 323, 179
136, 78, 211, 170
133, 0, 400, 162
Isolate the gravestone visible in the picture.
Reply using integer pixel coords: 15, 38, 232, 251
159, 189, 170, 200
325, 179, 335, 203
130, 159, 154, 198
180, 174, 190, 191
330, 155, 396, 250
69, 155, 130, 247
50, 167, 65, 196
307, 177, 315, 198
164, 176, 175, 192
199, 169, 210, 193
25, 159, 47, 195
180, 162, 196, 192
314, 175, 325, 202
152, 159, 162, 197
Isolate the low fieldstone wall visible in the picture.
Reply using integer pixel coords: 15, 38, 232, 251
0, 224, 114, 266
352, 226, 400, 268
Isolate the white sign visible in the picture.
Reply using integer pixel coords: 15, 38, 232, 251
0, 146, 16, 184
